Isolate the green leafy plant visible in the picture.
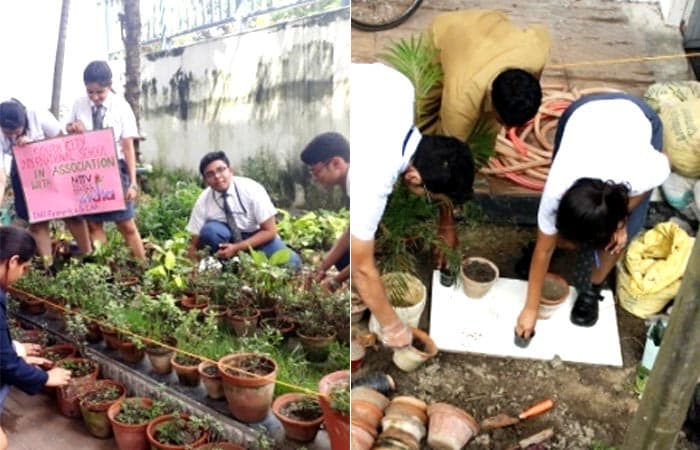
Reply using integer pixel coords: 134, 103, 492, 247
144, 233, 193, 294
280, 396, 322, 421
115, 398, 171, 425
152, 413, 205, 446
380, 32, 443, 125
329, 381, 350, 415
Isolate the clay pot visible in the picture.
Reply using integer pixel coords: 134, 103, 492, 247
198, 361, 224, 400
351, 340, 366, 371
171, 354, 201, 387
296, 330, 336, 363
145, 338, 177, 375
226, 307, 260, 337
382, 396, 428, 444
41, 343, 78, 362
375, 427, 422, 450
351, 296, 368, 324
318, 370, 350, 450
381, 414, 427, 445
539, 272, 570, 319
79, 379, 127, 438
218, 353, 278, 423
85, 321, 103, 343
107, 397, 153, 450
392, 327, 438, 372
19, 296, 46, 315
203, 304, 229, 328
271, 393, 324, 442
101, 325, 121, 350
351, 422, 376, 450
55, 358, 100, 418
351, 399, 384, 431
460, 256, 499, 299
260, 316, 296, 338
350, 386, 390, 411
146, 414, 208, 450
118, 339, 145, 364
426, 402, 480, 450
180, 293, 209, 310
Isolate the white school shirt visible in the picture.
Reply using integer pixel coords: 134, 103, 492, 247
537, 98, 670, 235
0, 109, 62, 176
186, 176, 278, 235
68, 93, 139, 160
349, 63, 421, 241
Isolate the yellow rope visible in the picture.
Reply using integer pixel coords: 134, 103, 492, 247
10, 286, 327, 398
548, 51, 700, 69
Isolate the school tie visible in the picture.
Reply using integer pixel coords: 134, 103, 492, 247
222, 193, 242, 243
92, 105, 105, 130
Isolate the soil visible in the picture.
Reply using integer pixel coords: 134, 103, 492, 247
542, 278, 568, 301
357, 223, 697, 449
174, 354, 200, 366
463, 260, 497, 283
412, 336, 427, 353
202, 365, 218, 377
280, 400, 323, 421
82, 386, 121, 404
227, 355, 275, 377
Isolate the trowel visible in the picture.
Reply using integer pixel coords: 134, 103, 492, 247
480, 399, 554, 430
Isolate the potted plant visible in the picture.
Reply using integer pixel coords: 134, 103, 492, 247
146, 413, 208, 450
107, 397, 171, 450
78, 379, 127, 438
368, 271, 427, 337
318, 370, 350, 450
218, 352, 278, 423
293, 286, 340, 363
226, 303, 260, 337
133, 292, 184, 375
272, 393, 324, 443
238, 248, 291, 317
460, 256, 499, 298
55, 357, 100, 418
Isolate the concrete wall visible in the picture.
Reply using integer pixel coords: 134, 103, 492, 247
139, 8, 349, 174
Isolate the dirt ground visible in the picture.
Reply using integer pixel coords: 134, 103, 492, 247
353, 222, 698, 450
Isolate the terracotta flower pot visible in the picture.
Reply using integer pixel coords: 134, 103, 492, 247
352, 372, 395, 396
118, 339, 145, 364
198, 361, 224, 400
460, 256, 499, 299
203, 304, 229, 327
351, 399, 384, 431
79, 379, 127, 438
226, 308, 260, 337
260, 316, 296, 338
318, 370, 350, 450
539, 272, 570, 319
218, 353, 278, 423
42, 343, 78, 362
107, 397, 153, 450
375, 427, 422, 450
55, 358, 100, 418
145, 339, 176, 375
271, 393, 324, 442
85, 321, 103, 343
351, 422, 376, 450
426, 402, 480, 450
391, 327, 438, 372
351, 386, 390, 411
146, 414, 208, 450
100, 325, 121, 350
171, 354, 201, 387
19, 296, 46, 315
295, 330, 336, 363
351, 340, 366, 371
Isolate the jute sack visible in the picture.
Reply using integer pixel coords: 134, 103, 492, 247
659, 99, 700, 177
644, 81, 700, 112
617, 222, 693, 318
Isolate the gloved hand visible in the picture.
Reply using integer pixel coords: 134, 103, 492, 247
381, 320, 412, 348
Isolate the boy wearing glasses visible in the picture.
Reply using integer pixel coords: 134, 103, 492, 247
186, 151, 301, 269
300, 132, 350, 292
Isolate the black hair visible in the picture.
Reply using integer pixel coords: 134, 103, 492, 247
0, 99, 28, 132
199, 151, 230, 177
491, 69, 542, 127
83, 61, 113, 86
412, 135, 475, 204
556, 178, 630, 249
0, 226, 37, 264
300, 132, 350, 165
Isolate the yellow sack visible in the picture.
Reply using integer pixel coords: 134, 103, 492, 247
659, 99, 700, 177
617, 222, 693, 318
643, 81, 700, 113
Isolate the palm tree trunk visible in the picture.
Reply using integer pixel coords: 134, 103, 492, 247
51, 0, 71, 117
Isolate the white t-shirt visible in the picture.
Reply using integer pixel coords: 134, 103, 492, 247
537, 98, 670, 235
349, 63, 421, 241
1, 109, 62, 176
68, 93, 139, 160
186, 176, 278, 235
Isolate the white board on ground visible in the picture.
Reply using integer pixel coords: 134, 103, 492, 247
428, 271, 623, 367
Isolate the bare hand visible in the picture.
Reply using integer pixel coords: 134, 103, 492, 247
216, 243, 238, 259
381, 320, 412, 348
516, 307, 538, 339
14, 136, 31, 146
66, 121, 86, 134
605, 226, 627, 255
45, 367, 71, 387
21, 343, 42, 357
125, 185, 138, 201
313, 267, 326, 283
24, 356, 53, 368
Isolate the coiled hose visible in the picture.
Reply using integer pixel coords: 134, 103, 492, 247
479, 86, 622, 191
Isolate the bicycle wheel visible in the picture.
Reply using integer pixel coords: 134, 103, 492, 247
351, 0, 423, 32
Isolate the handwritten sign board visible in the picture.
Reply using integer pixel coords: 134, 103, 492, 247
13, 129, 125, 223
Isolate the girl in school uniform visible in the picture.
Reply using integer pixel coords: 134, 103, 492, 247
66, 61, 145, 260
0, 100, 91, 262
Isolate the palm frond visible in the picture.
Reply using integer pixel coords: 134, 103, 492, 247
467, 119, 497, 169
